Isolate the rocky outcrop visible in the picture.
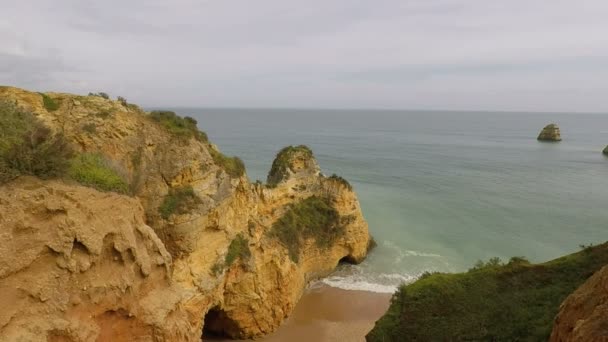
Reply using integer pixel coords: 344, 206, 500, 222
603, 146, 608, 155
0, 86, 371, 341
550, 265, 608, 342
537, 123, 562, 141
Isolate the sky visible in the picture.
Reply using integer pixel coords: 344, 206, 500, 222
2, 0, 608, 112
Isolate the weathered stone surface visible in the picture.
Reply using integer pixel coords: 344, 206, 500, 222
537, 123, 562, 141
550, 265, 608, 342
0, 86, 371, 341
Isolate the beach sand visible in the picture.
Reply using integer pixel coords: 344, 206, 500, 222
207, 285, 392, 342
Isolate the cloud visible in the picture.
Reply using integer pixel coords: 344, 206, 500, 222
1, 0, 607, 111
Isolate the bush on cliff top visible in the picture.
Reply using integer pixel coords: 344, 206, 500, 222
68, 153, 129, 194
267, 145, 313, 186
159, 185, 202, 219
268, 196, 344, 263
0, 100, 72, 183
209, 147, 245, 178
366, 242, 608, 342
149, 110, 208, 142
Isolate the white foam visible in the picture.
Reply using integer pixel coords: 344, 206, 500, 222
320, 277, 398, 294
318, 272, 419, 294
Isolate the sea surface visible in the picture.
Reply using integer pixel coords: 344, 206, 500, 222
173, 108, 608, 293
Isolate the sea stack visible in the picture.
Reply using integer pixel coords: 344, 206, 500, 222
537, 123, 562, 141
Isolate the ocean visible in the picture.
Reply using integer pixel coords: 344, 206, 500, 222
176, 108, 608, 293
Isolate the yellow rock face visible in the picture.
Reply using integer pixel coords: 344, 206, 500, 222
0, 87, 371, 341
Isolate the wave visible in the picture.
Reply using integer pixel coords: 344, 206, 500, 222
318, 272, 420, 294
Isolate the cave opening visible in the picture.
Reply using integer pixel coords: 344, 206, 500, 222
338, 255, 357, 264
201, 306, 239, 340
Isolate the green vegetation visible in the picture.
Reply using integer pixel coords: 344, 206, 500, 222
158, 186, 201, 219
212, 233, 251, 275
268, 196, 344, 263
367, 242, 608, 342
148, 110, 208, 142
40, 93, 60, 111
225, 233, 251, 266
117, 96, 127, 106
267, 145, 313, 186
0, 100, 72, 183
88, 92, 109, 99
327, 173, 352, 190
68, 153, 129, 194
209, 148, 245, 178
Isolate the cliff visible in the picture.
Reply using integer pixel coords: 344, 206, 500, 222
550, 264, 608, 341
537, 123, 562, 141
366, 243, 608, 341
0, 86, 371, 341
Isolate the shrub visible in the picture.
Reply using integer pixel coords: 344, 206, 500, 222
268, 196, 343, 263
88, 92, 110, 99
366, 242, 608, 342
209, 148, 245, 178
159, 186, 201, 219
40, 93, 60, 111
0, 101, 72, 183
117, 96, 127, 106
267, 145, 313, 186
68, 153, 129, 194
225, 233, 251, 266
327, 173, 353, 190
149, 110, 208, 142
96, 109, 112, 119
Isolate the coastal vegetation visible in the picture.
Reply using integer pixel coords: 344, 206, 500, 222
159, 185, 202, 219
148, 110, 208, 142
267, 145, 313, 186
0, 100, 72, 183
40, 93, 60, 111
367, 242, 608, 342
327, 173, 353, 190
269, 196, 344, 263
209, 147, 245, 178
68, 153, 130, 194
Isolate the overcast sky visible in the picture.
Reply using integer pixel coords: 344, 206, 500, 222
2, 1, 608, 111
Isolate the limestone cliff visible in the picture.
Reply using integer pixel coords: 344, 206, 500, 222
550, 265, 608, 342
0, 87, 371, 341
537, 123, 562, 141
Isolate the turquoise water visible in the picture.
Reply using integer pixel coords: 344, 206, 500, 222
179, 108, 608, 292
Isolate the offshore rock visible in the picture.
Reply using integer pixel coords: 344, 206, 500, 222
537, 123, 562, 141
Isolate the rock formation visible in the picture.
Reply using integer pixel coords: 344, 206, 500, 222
537, 123, 562, 141
550, 265, 608, 342
0, 86, 371, 341
603, 145, 608, 155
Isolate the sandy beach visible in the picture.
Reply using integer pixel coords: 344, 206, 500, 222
209, 285, 392, 342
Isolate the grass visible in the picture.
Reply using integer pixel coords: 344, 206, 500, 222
268, 196, 343, 263
0, 100, 72, 183
158, 186, 201, 219
39, 93, 60, 111
225, 233, 251, 266
366, 242, 608, 342
68, 153, 129, 194
149, 110, 208, 142
209, 148, 245, 178
267, 145, 313, 186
